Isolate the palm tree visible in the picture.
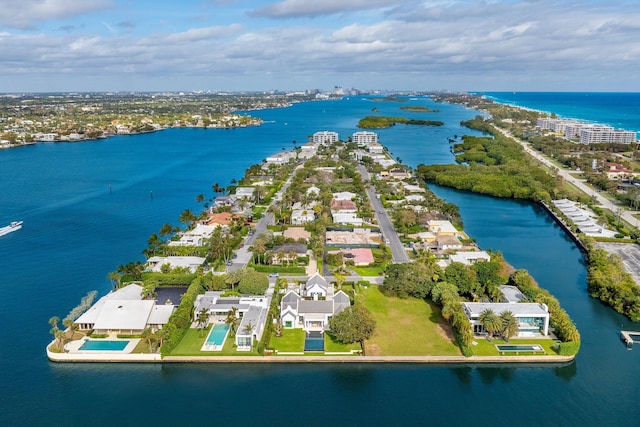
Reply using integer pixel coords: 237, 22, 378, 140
225, 307, 238, 335
178, 209, 197, 228
212, 182, 223, 194
288, 250, 297, 267
499, 310, 519, 341
106, 271, 122, 289
195, 194, 205, 203
479, 308, 501, 340
196, 308, 210, 336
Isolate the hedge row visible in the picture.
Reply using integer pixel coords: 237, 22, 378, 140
510, 269, 581, 345
160, 277, 205, 356
142, 272, 197, 286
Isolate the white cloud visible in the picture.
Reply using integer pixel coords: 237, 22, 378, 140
1, 1, 640, 91
0, 0, 113, 30
249, 0, 400, 19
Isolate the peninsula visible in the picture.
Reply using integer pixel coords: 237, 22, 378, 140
47, 125, 579, 363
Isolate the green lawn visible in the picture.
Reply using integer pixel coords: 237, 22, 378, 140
170, 326, 260, 356
325, 333, 361, 353
471, 338, 559, 356
352, 264, 386, 276
359, 286, 461, 356
270, 329, 305, 352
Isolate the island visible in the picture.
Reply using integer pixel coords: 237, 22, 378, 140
357, 116, 444, 129
47, 127, 579, 363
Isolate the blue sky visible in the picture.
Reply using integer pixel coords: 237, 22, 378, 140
1, 0, 639, 92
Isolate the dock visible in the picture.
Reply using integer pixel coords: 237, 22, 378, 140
620, 330, 636, 349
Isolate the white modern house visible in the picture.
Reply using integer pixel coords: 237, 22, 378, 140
235, 187, 256, 199
193, 292, 269, 351
168, 223, 217, 247
74, 284, 175, 334
462, 302, 550, 336
332, 212, 363, 226
146, 256, 206, 273
280, 273, 351, 331
291, 209, 315, 225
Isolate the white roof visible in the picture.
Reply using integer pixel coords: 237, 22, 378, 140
235, 187, 255, 197
93, 300, 155, 331
332, 213, 363, 225
462, 302, 549, 318
332, 191, 357, 201
449, 251, 491, 265
147, 304, 175, 325
428, 220, 458, 234
147, 256, 206, 272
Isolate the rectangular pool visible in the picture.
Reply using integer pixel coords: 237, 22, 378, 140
79, 340, 130, 351
202, 324, 230, 351
496, 344, 544, 352
304, 332, 325, 352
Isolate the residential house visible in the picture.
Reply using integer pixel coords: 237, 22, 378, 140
280, 273, 351, 331
291, 209, 315, 225
427, 220, 459, 237
330, 199, 357, 213
207, 212, 242, 228
462, 302, 550, 336
193, 292, 269, 351
235, 187, 256, 199
437, 235, 463, 252
168, 223, 217, 246
332, 212, 363, 226
328, 248, 374, 266
271, 243, 308, 265
146, 256, 206, 273
74, 284, 175, 334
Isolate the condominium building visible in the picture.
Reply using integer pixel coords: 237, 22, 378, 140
312, 131, 339, 144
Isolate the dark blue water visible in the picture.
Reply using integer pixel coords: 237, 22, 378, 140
1, 95, 638, 426
480, 92, 640, 137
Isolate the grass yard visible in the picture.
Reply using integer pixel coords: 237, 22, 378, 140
170, 326, 260, 356
270, 329, 305, 353
352, 264, 386, 276
325, 333, 361, 353
471, 338, 559, 356
359, 286, 461, 356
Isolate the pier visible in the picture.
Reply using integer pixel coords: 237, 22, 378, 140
620, 330, 636, 349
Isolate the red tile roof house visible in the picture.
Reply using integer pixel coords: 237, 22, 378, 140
328, 248, 374, 266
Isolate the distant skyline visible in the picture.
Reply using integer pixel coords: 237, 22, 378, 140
1, 0, 639, 93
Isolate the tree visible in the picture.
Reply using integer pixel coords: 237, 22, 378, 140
226, 307, 238, 334
195, 194, 205, 203
196, 308, 210, 336
142, 327, 159, 352
237, 268, 269, 295
225, 269, 244, 291
499, 310, 519, 341
212, 182, 223, 194
328, 304, 376, 355
478, 308, 501, 340
107, 271, 122, 289
178, 209, 197, 228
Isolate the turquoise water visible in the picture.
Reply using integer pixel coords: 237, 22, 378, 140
479, 92, 640, 137
1, 95, 639, 426
78, 340, 129, 351
206, 324, 229, 346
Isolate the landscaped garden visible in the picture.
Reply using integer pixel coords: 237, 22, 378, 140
470, 338, 559, 356
170, 326, 260, 356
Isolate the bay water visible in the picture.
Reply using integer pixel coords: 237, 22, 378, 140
0, 95, 638, 426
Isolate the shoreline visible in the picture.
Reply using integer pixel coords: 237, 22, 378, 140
47, 347, 574, 364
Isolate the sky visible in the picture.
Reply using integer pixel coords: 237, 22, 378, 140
1, 0, 639, 92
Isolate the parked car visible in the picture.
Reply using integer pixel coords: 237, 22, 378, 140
268, 273, 279, 278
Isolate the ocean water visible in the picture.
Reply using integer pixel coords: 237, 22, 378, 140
1, 95, 639, 426
480, 92, 640, 137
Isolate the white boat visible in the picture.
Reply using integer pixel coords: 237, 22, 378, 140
0, 221, 23, 237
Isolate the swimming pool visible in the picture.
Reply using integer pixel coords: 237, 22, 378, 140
495, 344, 544, 352
202, 324, 229, 351
304, 332, 324, 352
79, 340, 130, 351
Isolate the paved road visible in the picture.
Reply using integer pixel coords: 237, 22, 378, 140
227, 164, 301, 272
357, 164, 410, 263
495, 126, 638, 227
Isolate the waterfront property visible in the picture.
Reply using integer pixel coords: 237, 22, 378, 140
280, 273, 351, 331
74, 284, 175, 334
462, 302, 550, 336
193, 292, 269, 351
168, 223, 217, 247
146, 256, 206, 273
